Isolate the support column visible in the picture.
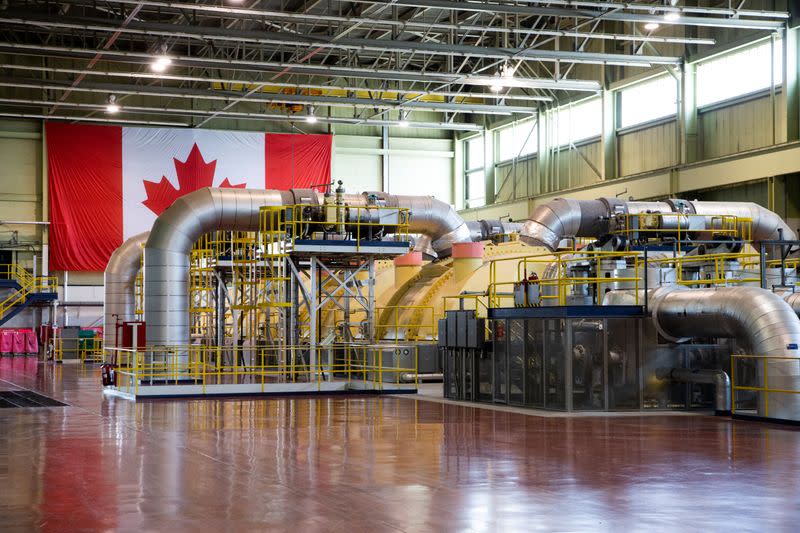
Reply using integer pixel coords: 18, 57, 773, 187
781, 27, 799, 143
453, 132, 465, 209
484, 129, 495, 205
382, 126, 390, 191
601, 88, 617, 180
679, 62, 698, 164
537, 110, 550, 195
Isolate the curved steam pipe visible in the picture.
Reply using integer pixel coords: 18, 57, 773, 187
103, 231, 149, 348
782, 292, 800, 317
520, 198, 795, 258
143, 187, 475, 347
144, 188, 290, 347
649, 286, 800, 356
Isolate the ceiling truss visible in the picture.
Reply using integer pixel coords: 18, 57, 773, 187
0, 0, 789, 131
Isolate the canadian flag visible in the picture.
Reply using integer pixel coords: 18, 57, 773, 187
46, 123, 332, 271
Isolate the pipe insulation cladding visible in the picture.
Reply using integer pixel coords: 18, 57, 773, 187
650, 285, 800, 419
521, 198, 796, 258
142, 187, 479, 348
103, 231, 149, 348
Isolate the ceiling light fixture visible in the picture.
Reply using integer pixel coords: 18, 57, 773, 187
490, 63, 516, 93
151, 55, 172, 73
106, 94, 120, 114
644, 22, 660, 31
663, 11, 681, 22
306, 106, 318, 124
398, 110, 410, 127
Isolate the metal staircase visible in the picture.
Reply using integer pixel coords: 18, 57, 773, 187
0, 264, 57, 326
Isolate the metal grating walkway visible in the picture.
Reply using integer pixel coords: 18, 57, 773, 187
0, 390, 67, 408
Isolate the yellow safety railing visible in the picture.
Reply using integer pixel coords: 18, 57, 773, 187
731, 354, 800, 420
441, 294, 492, 340
487, 250, 643, 308
647, 252, 763, 287
611, 212, 752, 252
442, 294, 489, 319
259, 204, 411, 253
104, 343, 418, 396
0, 263, 57, 320
53, 336, 103, 363
376, 305, 435, 341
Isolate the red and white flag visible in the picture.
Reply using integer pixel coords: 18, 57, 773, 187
46, 123, 332, 271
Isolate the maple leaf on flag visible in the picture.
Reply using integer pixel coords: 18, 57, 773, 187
142, 143, 246, 215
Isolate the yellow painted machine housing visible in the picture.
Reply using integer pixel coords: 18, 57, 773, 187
372, 240, 551, 341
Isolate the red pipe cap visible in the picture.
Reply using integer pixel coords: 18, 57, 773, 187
394, 251, 423, 266
452, 242, 484, 259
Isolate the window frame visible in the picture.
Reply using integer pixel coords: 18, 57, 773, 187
495, 119, 538, 164
550, 97, 603, 149
617, 74, 679, 131
695, 37, 783, 111
463, 134, 486, 209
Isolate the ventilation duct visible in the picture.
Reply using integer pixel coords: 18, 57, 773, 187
521, 198, 795, 258
103, 231, 149, 348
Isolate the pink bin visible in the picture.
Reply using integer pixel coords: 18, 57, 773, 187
24, 330, 38, 354
12, 330, 25, 353
0, 330, 11, 354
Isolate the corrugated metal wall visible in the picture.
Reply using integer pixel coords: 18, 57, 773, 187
487, 91, 785, 204
618, 121, 679, 176
700, 92, 785, 159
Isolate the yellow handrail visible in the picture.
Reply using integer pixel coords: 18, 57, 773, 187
104, 343, 419, 396
0, 263, 57, 320
731, 354, 800, 419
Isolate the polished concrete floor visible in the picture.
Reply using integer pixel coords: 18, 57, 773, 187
2, 356, 800, 532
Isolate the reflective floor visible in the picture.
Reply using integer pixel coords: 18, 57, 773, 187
2, 356, 800, 532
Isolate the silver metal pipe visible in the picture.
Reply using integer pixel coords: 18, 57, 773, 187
656, 367, 732, 414
649, 285, 800, 419
465, 219, 523, 242
367, 192, 472, 257
649, 286, 800, 355
520, 198, 612, 250
103, 231, 149, 348
690, 201, 795, 259
520, 197, 796, 258
144, 188, 290, 347
780, 291, 800, 317
143, 187, 472, 346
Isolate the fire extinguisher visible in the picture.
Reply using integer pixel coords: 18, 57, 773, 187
100, 363, 116, 387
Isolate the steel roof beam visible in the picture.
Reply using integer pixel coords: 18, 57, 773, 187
0, 63, 553, 102
0, 42, 602, 91
345, 0, 786, 30
39, 0, 718, 45
57, 0, 789, 28
0, 98, 485, 131
0, 15, 680, 66
0, 77, 538, 116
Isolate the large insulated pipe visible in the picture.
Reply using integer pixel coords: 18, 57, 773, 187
103, 231, 149, 348
362, 192, 472, 257
782, 292, 800, 317
144, 188, 290, 347
465, 219, 524, 242
521, 198, 795, 258
650, 286, 800, 419
144, 187, 475, 347
649, 286, 800, 354
656, 367, 731, 414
